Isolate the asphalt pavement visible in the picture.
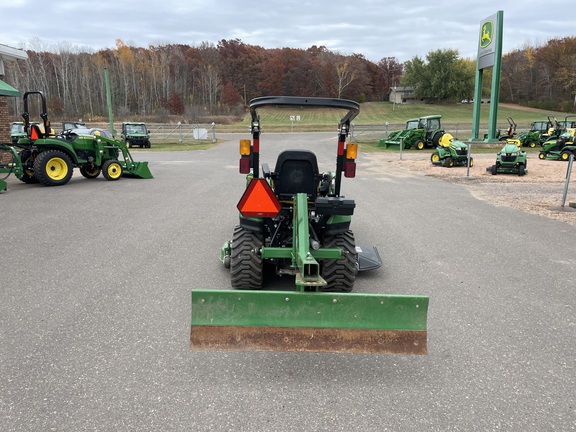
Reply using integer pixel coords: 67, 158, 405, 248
1, 132, 574, 431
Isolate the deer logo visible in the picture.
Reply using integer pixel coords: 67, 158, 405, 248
480, 21, 493, 48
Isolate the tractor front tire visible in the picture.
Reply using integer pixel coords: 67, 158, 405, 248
560, 151, 571, 161
80, 166, 101, 179
102, 160, 123, 181
518, 164, 526, 176
538, 152, 546, 160
415, 140, 425, 150
321, 230, 357, 293
491, 164, 498, 175
34, 150, 73, 186
528, 141, 537, 148
443, 157, 454, 168
230, 225, 264, 290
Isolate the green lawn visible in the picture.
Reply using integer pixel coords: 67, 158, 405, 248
227, 101, 573, 129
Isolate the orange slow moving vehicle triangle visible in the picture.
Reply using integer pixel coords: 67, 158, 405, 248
237, 178, 281, 218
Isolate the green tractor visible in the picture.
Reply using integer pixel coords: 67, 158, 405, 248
381, 115, 445, 150
538, 115, 576, 161
508, 119, 552, 148
121, 122, 151, 148
488, 141, 527, 176
430, 133, 472, 167
190, 96, 428, 355
0, 91, 152, 190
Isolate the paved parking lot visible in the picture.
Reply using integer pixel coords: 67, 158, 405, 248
1, 133, 575, 431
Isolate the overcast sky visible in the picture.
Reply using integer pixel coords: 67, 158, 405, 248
0, 0, 573, 63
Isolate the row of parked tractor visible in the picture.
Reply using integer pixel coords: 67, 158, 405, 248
10, 118, 152, 148
380, 114, 576, 176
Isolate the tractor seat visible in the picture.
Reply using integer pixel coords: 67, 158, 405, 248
273, 149, 320, 200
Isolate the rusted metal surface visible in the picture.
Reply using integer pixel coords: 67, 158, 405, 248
191, 325, 427, 355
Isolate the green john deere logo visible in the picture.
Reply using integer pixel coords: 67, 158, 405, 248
480, 21, 493, 48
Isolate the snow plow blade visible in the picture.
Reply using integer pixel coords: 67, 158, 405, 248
190, 290, 428, 354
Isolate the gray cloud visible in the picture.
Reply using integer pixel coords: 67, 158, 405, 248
0, 0, 573, 62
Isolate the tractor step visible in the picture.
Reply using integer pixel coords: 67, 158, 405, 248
190, 290, 428, 354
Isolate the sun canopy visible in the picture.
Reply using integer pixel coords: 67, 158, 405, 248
0, 80, 20, 97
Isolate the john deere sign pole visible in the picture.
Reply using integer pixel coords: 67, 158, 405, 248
471, 10, 503, 142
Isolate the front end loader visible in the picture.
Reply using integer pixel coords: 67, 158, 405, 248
381, 115, 444, 150
190, 96, 429, 354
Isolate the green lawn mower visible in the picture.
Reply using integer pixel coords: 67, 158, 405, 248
538, 132, 576, 161
430, 133, 472, 167
488, 142, 527, 176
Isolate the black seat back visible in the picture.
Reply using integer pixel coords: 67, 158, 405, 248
273, 150, 319, 200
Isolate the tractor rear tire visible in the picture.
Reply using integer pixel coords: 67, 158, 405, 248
321, 230, 357, 293
102, 160, 123, 181
432, 133, 443, 147
230, 225, 264, 290
431, 152, 441, 165
34, 150, 73, 186
443, 157, 454, 168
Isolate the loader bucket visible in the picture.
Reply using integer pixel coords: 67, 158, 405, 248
122, 161, 154, 179
190, 290, 428, 354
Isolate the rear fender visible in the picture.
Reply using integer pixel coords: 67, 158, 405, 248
325, 215, 351, 235
33, 139, 79, 164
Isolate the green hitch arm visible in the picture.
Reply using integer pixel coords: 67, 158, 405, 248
259, 193, 340, 291
0, 144, 24, 180
292, 193, 326, 291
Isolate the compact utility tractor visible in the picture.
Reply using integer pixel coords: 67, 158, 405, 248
430, 133, 472, 167
381, 115, 445, 150
508, 119, 551, 148
190, 96, 428, 354
488, 141, 527, 176
0, 91, 152, 191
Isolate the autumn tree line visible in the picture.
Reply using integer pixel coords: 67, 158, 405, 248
3, 36, 575, 121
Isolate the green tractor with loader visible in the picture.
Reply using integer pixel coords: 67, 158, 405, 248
190, 96, 429, 354
381, 115, 445, 150
0, 91, 152, 192
430, 133, 472, 167
488, 141, 527, 176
